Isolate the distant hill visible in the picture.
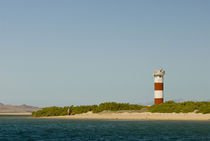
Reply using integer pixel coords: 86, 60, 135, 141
0, 103, 40, 113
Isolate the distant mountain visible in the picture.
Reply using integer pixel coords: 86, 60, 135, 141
0, 103, 40, 113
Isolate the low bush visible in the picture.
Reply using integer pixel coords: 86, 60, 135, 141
148, 101, 210, 114
32, 101, 210, 117
32, 102, 144, 117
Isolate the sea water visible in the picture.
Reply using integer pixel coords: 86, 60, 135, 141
0, 115, 210, 141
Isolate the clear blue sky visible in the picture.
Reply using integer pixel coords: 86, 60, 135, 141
0, 0, 209, 107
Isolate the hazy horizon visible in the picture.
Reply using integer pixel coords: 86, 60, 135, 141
0, 0, 210, 107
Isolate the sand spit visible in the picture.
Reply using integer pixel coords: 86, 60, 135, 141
42, 112, 210, 121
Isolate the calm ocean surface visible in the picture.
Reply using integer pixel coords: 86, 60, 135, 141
0, 115, 210, 141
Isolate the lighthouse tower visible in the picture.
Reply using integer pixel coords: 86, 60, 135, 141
153, 69, 165, 104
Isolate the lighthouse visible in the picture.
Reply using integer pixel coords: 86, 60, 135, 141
153, 69, 165, 104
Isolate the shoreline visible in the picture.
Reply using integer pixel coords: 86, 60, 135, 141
41, 112, 210, 121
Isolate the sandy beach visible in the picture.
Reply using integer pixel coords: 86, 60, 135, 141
42, 112, 210, 121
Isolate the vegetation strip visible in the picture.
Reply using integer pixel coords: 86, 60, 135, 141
32, 101, 210, 117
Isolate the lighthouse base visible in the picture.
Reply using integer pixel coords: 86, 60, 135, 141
154, 98, 164, 104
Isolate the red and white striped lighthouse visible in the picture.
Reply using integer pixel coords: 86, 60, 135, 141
153, 69, 165, 104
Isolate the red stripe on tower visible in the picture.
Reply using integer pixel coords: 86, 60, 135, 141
153, 69, 165, 104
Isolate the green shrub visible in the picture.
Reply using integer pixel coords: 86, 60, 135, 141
32, 101, 210, 117
196, 102, 210, 114
148, 101, 210, 114
92, 102, 144, 113
32, 102, 144, 117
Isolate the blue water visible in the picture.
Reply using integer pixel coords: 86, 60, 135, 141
0, 116, 210, 140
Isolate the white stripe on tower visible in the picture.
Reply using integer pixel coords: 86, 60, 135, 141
153, 69, 165, 104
